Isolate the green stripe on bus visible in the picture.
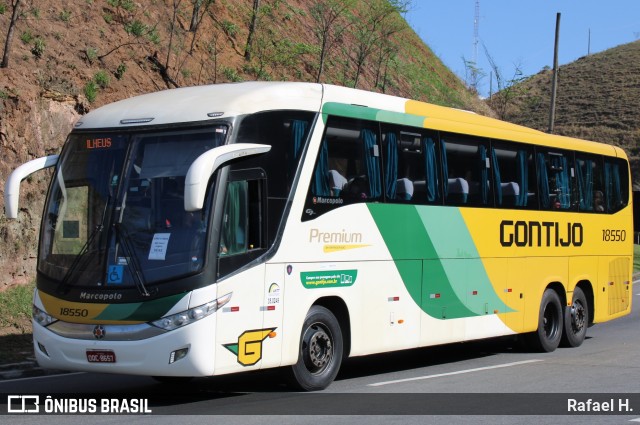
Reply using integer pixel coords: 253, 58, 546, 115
368, 204, 512, 319
322, 102, 426, 128
95, 293, 187, 321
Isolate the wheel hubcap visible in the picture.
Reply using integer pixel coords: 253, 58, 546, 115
571, 301, 586, 333
302, 324, 333, 374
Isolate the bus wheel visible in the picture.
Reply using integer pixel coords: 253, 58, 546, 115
287, 306, 343, 391
526, 289, 563, 352
561, 287, 588, 348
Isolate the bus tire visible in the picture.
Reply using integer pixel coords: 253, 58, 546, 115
526, 288, 563, 352
287, 305, 343, 391
560, 287, 588, 348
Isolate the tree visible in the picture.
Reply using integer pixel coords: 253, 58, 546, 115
244, 0, 260, 61
309, 0, 355, 83
1, 0, 22, 68
461, 56, 485, 95
483, 44, 527, 119
350, 0, 408, 88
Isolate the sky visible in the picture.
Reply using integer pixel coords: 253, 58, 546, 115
405, 1, 640, 97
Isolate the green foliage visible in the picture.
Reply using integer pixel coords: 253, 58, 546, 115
84, 81, 98, 103
147, 27, 160, 44
221, 20, 238, 38
20, 30, 33, 44
115, 63, 127, 80
31, 38, 46, 59
107, 0, 136, 12
59, 9, 72, 22
86, 47, 98, 64
94, 70, 110, 89
103, 12, 113, 24
222, 67, 243, 82
0, 282, 34, 327
125, 20, 147, 37
0, 5, 6, 14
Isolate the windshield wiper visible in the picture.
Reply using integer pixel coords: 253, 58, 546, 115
56, 196, 111, 293
56, 223, 105, 293
114, 223, 150, 297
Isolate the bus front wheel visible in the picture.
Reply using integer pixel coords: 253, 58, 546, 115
526, 288, 563, 352
287, 305, 343, 391
560, 287, 588, 348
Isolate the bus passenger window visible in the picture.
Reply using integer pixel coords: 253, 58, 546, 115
604, 158, 629, 213
491, 143, 535, 209
575, 154, 604, 212
305, 117, 381, 220
441, 135, 491, 207
537, 151, 573, 210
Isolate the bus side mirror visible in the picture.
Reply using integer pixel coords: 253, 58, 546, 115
4, 155, 59, 219
184, 144, 271, 211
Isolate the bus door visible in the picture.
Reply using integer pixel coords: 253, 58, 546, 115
214, 169, 272, 374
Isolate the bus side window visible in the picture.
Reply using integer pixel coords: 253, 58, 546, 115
575, 154, 604, 212
537, 150, 573, 210
441, 134, 491, 207
491, 142, 535, 209
305, 117, 381, 220
381, 125, 440, 204
604, 157, 629, 213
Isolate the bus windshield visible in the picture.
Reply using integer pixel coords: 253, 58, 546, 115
38, 126, 227, 290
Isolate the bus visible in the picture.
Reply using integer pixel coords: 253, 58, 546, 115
4, 82, 632, 391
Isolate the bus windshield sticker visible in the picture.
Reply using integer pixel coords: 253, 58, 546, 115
300, 270, 358, 289
148, 233, 171, 260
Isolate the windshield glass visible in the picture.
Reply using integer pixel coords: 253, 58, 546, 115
38, 126, 227, 289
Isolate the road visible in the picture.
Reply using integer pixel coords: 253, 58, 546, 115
1, 290, 639, 425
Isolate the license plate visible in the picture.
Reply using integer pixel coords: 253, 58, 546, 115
86, 350, 116, 363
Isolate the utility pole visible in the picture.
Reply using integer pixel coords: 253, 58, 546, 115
548, 12, 561, 133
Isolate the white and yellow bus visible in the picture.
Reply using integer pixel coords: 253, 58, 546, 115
4, 82, 632, 390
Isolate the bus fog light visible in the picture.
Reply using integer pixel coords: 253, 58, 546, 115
169, 347, 189, 364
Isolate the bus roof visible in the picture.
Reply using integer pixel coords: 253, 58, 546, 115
74, 81, 623, 159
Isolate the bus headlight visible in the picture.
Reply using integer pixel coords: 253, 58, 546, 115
151, 292, 232, 331
33, 305, 57, 327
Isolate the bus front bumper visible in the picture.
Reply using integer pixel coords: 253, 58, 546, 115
32, 314, 217, 377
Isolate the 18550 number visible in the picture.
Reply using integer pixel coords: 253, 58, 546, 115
602, 229, 626, 242
59, 307, 89, 317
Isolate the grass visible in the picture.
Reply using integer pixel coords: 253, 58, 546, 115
634, 244, 640, 273
0, 282, 33, 328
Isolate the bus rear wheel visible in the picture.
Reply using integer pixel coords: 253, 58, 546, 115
525, 288, 563, 352
561, 287, 588, 348
287, 305, 343, 391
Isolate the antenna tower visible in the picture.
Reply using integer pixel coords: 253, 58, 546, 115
472, 0, 480, 89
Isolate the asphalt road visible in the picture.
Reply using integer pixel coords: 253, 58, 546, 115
1, 289, 639, 425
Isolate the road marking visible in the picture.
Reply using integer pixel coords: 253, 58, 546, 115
0, 371, 84, 384
369, 359, 544, 387
628, 418, 640, 422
